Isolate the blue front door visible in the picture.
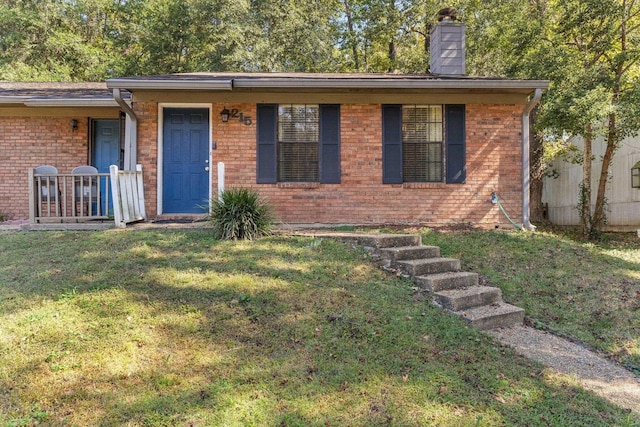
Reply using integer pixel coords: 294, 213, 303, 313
93, 119, 122, 215
163, 108, 210, 214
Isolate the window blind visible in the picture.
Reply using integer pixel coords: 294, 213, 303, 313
402, 105, 443, 183
278, 104, 320, 182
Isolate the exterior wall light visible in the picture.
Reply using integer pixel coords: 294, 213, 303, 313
632, 161, 640, 189
220, 107, 230, 123
70, 119, 78, 131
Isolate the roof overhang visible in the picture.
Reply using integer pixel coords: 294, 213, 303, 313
0, 97, 121, 108
25, 98, 119, 107
0, 82, 127, 108
233, 78, 549, 93
106, 73, 549, 95
106, 78, 233, 91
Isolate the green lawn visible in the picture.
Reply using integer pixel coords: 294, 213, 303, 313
421, 226, 640, 372
0, 229, 638, 426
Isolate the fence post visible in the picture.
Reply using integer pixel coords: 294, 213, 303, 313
135, 164, 146, 219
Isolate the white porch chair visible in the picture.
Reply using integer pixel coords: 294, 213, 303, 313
72, 165, 99, 216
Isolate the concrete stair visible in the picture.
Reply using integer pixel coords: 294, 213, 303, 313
302, 231, 524, 330
361, 233, 523, 331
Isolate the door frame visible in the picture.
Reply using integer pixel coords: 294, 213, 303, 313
157, 103, 213, 215
89, 117, 124, 168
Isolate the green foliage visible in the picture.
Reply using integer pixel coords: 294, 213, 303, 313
208, 187, 274, 240
542, 138, 582, 165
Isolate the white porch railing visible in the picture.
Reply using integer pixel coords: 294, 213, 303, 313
29, 169, 111, 223
29, 165, 146, 228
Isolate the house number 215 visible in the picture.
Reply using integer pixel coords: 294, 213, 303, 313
230, 109, 253, 126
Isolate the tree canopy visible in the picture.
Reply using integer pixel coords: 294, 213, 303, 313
0, 0, 556, 79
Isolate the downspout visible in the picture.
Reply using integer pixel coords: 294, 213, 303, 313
112, 88, 138, 171
521, 88, 543, 231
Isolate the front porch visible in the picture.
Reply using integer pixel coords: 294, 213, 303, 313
27, 165, 146, 229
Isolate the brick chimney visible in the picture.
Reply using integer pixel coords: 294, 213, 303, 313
430, 10, 466, 76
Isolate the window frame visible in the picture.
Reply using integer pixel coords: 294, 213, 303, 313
256, 104, 341, 185
277, 104, 320, 183
382, 104, 465, 185
401, 104, 444, 183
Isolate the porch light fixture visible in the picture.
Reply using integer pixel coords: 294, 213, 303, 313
70, 119, 78, 131
220, 107, 230, 123
632, 161, 640, 188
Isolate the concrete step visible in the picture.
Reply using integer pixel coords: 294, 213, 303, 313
376, 245, 440, 261
300, 233, 421, 249
395, 258, 460, 276
415, 271, 479, 292
455, 303, 525, 331
355, 234, 421, 249
435, 286, 502, 311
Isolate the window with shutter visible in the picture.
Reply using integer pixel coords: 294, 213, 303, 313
402, 105, 443, 182
277, 104, 320, 182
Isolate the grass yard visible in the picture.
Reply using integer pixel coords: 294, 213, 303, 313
0, 229, 638, 426
421, 226, 640, 372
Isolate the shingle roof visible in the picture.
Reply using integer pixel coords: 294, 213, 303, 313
0, 82, 129, 106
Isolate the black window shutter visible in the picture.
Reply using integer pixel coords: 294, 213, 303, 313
256, 104, 277, 183
382, 104, 403, 184
319, 104, 340, 183
445, 105, 466, 184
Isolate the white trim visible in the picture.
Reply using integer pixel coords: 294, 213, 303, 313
232, 78, 549, 91
157, 103, 213, 216
106, 74, 548, 92
108, 79, 233, 90
24, 98, 120, 107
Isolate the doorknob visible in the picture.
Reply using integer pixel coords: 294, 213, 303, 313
205, 167, 210, 171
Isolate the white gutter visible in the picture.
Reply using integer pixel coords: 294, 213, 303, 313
23, 98, 120, 107
107, 79, 233, 90
105, 75, 548, 92
522, 88, 543, 231
112, 88, 138, 171
232, 78, 550, 91
0, 96, 31, 104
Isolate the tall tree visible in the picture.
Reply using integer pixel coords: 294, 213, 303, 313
220, 0, 339, 72
539, 0, 640, 238
0, 0, 132, 81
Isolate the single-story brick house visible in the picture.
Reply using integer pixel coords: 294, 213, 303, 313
0, 22, 548, 228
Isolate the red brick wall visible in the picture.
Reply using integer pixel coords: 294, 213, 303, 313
1, 103, 523, 227
206, 102, 522, 227
0, 116, 89, 220
134, 103, 159, 218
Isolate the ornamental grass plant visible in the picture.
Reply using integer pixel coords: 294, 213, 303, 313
208, 187, 274, 240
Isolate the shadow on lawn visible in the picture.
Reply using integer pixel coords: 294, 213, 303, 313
1, 230, 638, 425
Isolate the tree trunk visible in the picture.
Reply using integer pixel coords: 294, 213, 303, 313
592, 113, 618, 231
581, 130, 593, 238
342, 0, 359, 70
529, 106, 545, 222
424, 21, 431, 73
388, 40, 396, 71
